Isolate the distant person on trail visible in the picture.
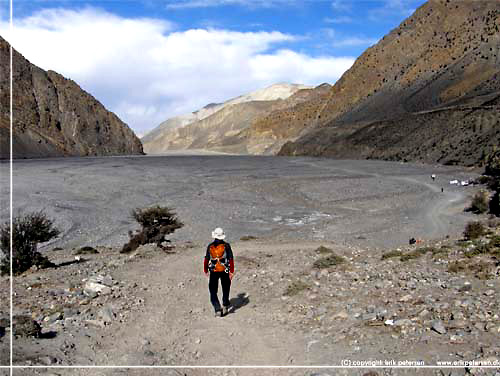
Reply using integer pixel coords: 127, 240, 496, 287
204, 227, 234, 317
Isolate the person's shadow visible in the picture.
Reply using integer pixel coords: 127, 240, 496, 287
229, 293, 249, 314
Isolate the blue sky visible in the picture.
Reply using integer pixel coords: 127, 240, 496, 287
1, 0, 426, 135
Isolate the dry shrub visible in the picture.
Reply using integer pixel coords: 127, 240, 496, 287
284, 280, 310, 296
381, 250, 403, 260
313, 253, 345, 269
468, 190, 489, 214
463, 221, 486, 240
448, 259, 495, 280
0, 211, 59, 275
75, 246, 98, 255
121, 206, 183, 254
240, 235, 257, 241
315, 246, 333, 254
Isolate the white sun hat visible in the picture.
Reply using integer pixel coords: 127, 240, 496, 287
212, 227, 226, 240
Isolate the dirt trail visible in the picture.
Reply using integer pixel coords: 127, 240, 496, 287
394, 176, 467, 239
91, 242, 320, 368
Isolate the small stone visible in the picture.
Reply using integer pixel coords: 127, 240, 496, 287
394, 319, 412, 327
448, 319, 467, 329
195, 338, 201, 344
458, 284, 472, 292
418, 309, 430, 318
399, 294, 412, 302
84, 281, 111, 296
85, 320, 106, 329
98, 305, 115, 323
449, 335, 465, 344
473, 322, 485, 331
484, 322, 496, 332
431, 320, 447, 334
450, 311, 465, 320
44, 312, 63, 324
362, 313, 377, 321
332, 310, 349, 319
484, 289, 495, 296
38, 356, 58, 365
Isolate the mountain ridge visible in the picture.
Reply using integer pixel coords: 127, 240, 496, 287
278, 0, 500, 166
142, 83, 311, 154
0, 36, 143, 159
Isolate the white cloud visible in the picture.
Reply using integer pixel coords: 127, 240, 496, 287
330, 0, 351, 12
2, 7, 354, 135
249, 49, 353, 84
324, 16, 353, 24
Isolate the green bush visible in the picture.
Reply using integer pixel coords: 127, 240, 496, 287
463, 221, 486, 240
121, 206, 183, 254
0, 211, 59, 275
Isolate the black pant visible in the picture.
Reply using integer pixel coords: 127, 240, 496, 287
209, 271, 231, 311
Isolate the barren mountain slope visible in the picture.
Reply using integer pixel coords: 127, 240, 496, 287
141, 103, 223, 145
142, 83, 310, 154
143, 100, 281, 154
0, 36, 143, 159
240, 83, 332, 154
279, 0, 500, 166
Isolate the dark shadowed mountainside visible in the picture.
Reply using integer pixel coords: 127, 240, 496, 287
0, 36, 143, 159
279, 0, 500, 166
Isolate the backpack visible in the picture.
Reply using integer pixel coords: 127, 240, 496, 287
208, 243, 229, 273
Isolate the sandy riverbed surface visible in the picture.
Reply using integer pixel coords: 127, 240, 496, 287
0, 155, 478, 250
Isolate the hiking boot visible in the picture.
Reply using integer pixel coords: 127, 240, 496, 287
222, 306, 229, 316
214, 309, 222, 317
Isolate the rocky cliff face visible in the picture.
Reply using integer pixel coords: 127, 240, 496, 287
142, 83, 310, 154
0, 36, 143, 159
279, 0, 500, 166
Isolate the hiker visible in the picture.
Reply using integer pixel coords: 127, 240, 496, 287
204, 227, 234, 317
431, 174, 436, 181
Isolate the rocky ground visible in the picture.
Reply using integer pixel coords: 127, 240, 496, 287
0, 156, 497, 375
1, 222, 500, 375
